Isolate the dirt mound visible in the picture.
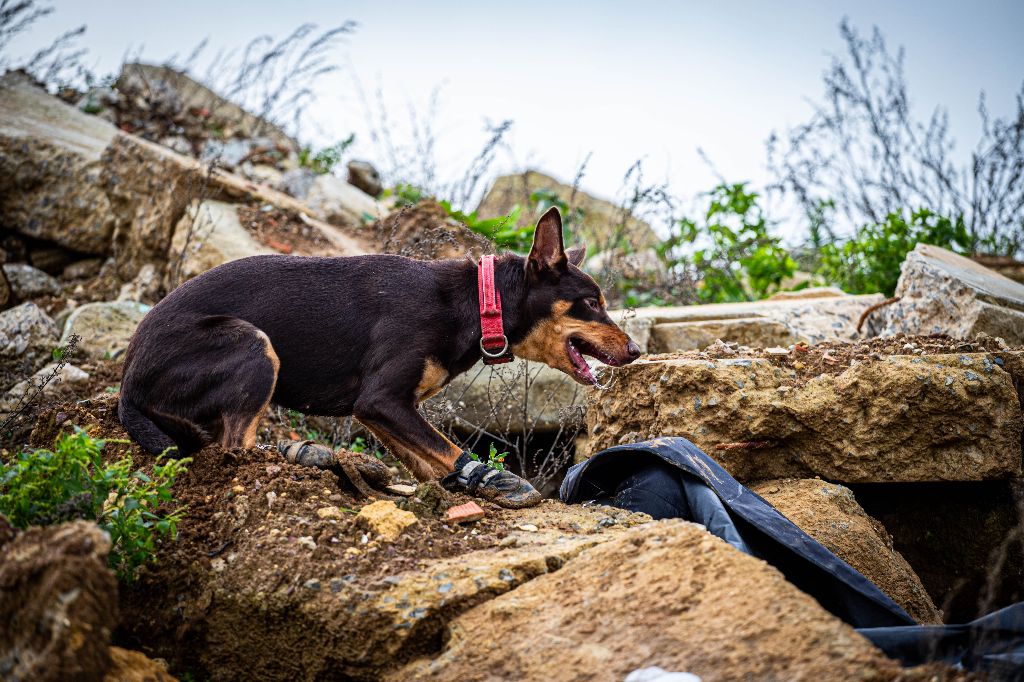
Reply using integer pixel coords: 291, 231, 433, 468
392, 520, 906, 681
375, 200, 493, 260
751, 478, 942, 624
236, 204, 336, 255
0, 520, 118, 682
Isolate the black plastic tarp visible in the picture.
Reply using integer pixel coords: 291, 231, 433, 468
560, 437, 1024, 677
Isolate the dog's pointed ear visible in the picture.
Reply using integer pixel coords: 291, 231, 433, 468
566, 244, 586, 268
527, 207, 566, 278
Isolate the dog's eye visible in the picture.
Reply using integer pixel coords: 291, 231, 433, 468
584, 298, 601, 311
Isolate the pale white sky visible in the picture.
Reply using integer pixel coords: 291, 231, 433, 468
8, 1, 1024, 239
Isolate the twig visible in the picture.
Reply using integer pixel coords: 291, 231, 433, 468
856, 295, 901, 334
714, 440, 776, 451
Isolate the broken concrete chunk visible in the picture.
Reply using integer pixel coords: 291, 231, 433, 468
585, 352, 1023, 483
882, 243, 1024, 343
356, 500, 419, 541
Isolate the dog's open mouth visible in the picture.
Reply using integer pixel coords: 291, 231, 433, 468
566, 336, 622, 385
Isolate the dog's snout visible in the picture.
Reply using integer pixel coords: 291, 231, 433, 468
625, 340, 642, 361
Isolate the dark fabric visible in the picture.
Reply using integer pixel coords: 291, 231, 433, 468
561, 437, 915, 628
859, 603, 1024, 680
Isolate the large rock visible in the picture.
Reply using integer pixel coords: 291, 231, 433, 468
477, 170, 659, 252
750, 479, 941, 624
117, 63, 297, 153
303, 172, 387, 227
625, 293, 885, 353
428, 360, 585, 435
585, 352, 1023, 482
0, 72, 117, 254
165, 200, 274, 287
883, 243, 1024, 343
0, 301, 59, 374
392, 520, 903, 681
650, 317, 796, 353
59, 301, 151, 360
2, 263, 61, 298
0, 520, 118, 682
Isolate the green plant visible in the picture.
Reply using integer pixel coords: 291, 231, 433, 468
0, 429, 189, 581
815, 208, 970, 295
439, 201, 530, 252
298, 134, 355, 175
470, 443, 507, 471
384, 183, 429, 208
671, 183, 796, 303
346, 436, 384, 460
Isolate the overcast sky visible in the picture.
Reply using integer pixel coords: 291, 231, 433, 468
8, 1, 1024, 237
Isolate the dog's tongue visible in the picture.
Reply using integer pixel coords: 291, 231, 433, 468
568, 341, 597, 385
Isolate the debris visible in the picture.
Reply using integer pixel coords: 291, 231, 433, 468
516, 523, 539, 532
316, 506, 346, 520
765, 346, 790, 355
385, 484, 417, 497
446, 501, 486, 524
355, 500, 418, 541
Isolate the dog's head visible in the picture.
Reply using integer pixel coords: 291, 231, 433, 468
511, 207, 642, 385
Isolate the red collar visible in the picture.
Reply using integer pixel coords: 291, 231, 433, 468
478, 255, 514, 364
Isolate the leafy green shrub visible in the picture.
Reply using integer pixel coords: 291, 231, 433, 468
670, 183, 796, 302
298, 133, 355, 175
815, 208, 970, 295
0, 429, 189, 581
440, 200, 530, 251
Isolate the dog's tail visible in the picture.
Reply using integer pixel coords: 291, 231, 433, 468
117, 397, 206, 457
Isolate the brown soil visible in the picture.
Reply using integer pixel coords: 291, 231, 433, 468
649, 333, 1017, 386
25, 395, 529, 678
236, 204, 335, 256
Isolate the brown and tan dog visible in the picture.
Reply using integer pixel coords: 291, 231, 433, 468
118, 207, 640, 506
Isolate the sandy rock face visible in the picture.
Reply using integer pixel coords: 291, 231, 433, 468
0, 72, 117, 255
392, 521, 903, 682
883, 243, 1024, 344
585, 352, 1023, 482
750, 478, 941, 624
165, 200, 274, 287
0, 520, 118, 682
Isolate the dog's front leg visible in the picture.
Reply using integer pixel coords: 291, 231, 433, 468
353, 396, 462, 482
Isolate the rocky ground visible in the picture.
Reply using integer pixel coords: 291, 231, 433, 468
2, 63, 1023, 681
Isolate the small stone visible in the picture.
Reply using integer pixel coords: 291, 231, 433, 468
265, 491, 277, 509
344, 547, 361, 556
297, 536, 316, 550
317, 506, 344, 520
765, 346, 790, 355
446, 501, 486, 524
385, 483, 417, 496
515, 523, 539, 533
266, 465, 282, 476
355, 500, 418, 541
232, 485, 245, 494
438, 582, 454, 594
303, 579, 321, 591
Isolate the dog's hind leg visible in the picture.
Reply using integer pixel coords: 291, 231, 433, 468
215, 328, 280, 449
